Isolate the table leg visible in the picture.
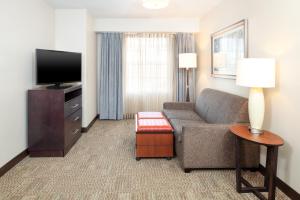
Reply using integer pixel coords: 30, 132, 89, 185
266, 146, 279, 200
235, 136, 242, 192
264, 148, 271, 190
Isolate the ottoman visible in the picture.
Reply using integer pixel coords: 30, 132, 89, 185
135, 112, 174, 160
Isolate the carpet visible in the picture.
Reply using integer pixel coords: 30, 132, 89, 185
0, 120, 289, 199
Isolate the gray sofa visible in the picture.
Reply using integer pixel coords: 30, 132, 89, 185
163, 88, 260, 172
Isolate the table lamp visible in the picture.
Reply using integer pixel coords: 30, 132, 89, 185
179, 53, 197, 102
236, 58, 275, 134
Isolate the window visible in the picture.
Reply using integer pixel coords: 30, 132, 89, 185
123, 33, 175, 115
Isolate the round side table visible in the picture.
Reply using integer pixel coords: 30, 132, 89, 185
230, 125, 284, 200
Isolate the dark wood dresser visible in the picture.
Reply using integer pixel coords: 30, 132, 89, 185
28, 85, 82, 157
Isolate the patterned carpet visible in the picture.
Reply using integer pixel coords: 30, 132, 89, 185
0, 120, 289, 200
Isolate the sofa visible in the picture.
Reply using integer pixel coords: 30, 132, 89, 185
163, 88, 260, 172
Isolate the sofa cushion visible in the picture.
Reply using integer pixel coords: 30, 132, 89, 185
169, 119, 205, 143
195, 88, 249, 124
163, 109, 203, 121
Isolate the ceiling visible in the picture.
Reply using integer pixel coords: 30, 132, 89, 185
45, 0, 223, 18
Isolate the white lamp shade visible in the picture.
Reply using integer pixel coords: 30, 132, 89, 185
142, 0, 169, 9
179, 53, 197, 69
236, 58, 276, 88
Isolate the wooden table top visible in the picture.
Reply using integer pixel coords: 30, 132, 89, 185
230, 125, 284, 146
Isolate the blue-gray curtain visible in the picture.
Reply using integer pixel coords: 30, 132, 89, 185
175, 33, 197, 102
97, 33, 123, 120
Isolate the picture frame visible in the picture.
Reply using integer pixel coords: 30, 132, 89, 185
211, 19, 248, 79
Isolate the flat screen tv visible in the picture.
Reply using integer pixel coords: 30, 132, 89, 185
36, 49, 81, 88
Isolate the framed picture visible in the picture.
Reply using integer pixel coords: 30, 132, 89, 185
211, 19, 248, 79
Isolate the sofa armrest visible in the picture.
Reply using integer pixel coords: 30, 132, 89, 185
163, 102, 195, 111
180, 124, 259, 168
182, 124, 230, 146
183, 124, 229, 137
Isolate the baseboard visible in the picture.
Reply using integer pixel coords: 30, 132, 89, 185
0, 149, 28, 177
0, 115, 99, 177
258, 164, 300, 200
81, 114, 99, 133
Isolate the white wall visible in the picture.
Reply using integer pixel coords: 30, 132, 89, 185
55, 10, 86, 53
55, 9, 97, 127
95, 18, 200, 32
197, 0, 300, 192
0, 0, 54, 168
85, 13, 97, 127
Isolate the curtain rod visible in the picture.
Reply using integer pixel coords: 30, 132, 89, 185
95, 31, 198, 35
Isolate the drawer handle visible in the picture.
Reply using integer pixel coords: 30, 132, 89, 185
73, 129, 80, 135
72, 104, 79, 109
73, 116, 80, 121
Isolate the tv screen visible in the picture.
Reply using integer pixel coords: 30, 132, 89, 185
36, 49, 81, 84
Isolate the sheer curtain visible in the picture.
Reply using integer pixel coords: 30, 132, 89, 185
123, 33, 175, 118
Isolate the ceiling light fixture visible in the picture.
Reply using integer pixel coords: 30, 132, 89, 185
142, 0, 170, 10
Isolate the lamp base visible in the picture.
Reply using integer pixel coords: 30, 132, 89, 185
248, 87, 265, 134
185, 68, 190, 102
250, 127, 263, 134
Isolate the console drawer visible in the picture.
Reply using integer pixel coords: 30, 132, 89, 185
65, 109, 82, 146
64, 95, 82, 117
136, 133, 173, 146
136, 146, 173, 158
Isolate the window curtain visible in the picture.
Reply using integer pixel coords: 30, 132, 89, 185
175, 33, 197, 102
97, 33, 123, 120
123, 33, 175, 118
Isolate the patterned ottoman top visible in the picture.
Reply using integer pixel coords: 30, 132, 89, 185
137, 112, 164, 119
135, 113, 173, 132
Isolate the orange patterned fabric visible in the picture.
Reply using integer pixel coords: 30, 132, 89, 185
137, 112, 164, 119
136, 112, 173, 132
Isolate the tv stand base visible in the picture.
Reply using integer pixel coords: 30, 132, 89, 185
47, 83, 72, 89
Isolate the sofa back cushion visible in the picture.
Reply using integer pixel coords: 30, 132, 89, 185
195, 88, 249, 124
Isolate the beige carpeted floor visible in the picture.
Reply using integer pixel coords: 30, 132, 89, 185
0, 120, 289, 200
